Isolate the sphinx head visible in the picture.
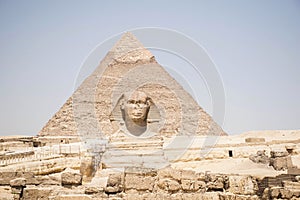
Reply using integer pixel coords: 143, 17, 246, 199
121, 91, 151, 135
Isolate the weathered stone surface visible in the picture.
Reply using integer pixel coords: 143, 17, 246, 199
283, 180, 300, 190
245, 138, 265, 143
105, 172, 124, 193
206, 174, 225, 191
0, 186, 13, 200
61, 168, 82, 186
157, 167, 181, 181
181, 179, 205, 192
11, 186, 22, 194
157, 178, 181, 192
270, 156, 292, 170
0, 172, 36, 185
181, 169, 196, 180
36, 173, 61, 185
270, 187, 281, 198
10, 178, 26, 187
249, 150, 269, 164
227, 176, 258, 195
270, 150, 289, 158
55, 194, 92, 200
80, 156, 95, 182
85, 186, 103, 194
22, 187, 52, 200
125, 173, 155, 191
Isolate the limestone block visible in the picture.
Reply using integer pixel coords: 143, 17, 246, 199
249, 150, 269, 164
181, 179, 204, 192
270, 156, 291, 170
227, 176, 258, 195
206, 174, 225, 191
80, 156, 95, 182
0, 186, 13, 200
196, 192, 220, 200
170, 193, 183, 200
105, 172, 124, 193
10, 178, 26, 187
125, 173, 155, 191
181, 169, 196, 180
245, 138, 265, 143
36, 174, 61, 185
261, 188, 270, 200
235, 195, 259, 200
11, 186, 22, 194
270, 187, 281, 199
84, 186, 103, 194
55, 194, 92, 200
0, 172, 36, 185
157, 167, 181, 181
279, 188, 294, 199
157, 178, 180, 192
183, 192, 220, 200
270, 150, 289, 158
283, 180, 300, 190
61, 168, 82, 186
22, 187, 52, 200
219, 192, 236, 200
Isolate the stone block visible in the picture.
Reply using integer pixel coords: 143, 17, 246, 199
206, 175, 224, 192
0, 186, 13, 200
61, 168, 82, 186
270, 157, 290, 170
11, 186, 22, 194
157, 167, 181, 181
105, 172, 124, 193
125, 173, 155, 191
22, 187, 52, 200
283, 180, 300, 190
157, 178, 180, 192
55, 194, 92, 200
85, 186, 103, 194
227, 176, 258, 195
219, 192, 236, 200
10, 178, 26, 187
270, 150, 289, 158
249, 150, 269, 164
245, 138, 265, 143
270, 187, 282, 198
181, 169, 196, 180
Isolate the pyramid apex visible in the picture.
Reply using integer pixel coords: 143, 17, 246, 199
109, 32, 154, 63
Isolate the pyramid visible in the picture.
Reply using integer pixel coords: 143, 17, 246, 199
38, 32, 227, 140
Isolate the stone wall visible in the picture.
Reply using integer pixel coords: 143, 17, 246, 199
1, 167, 299, 200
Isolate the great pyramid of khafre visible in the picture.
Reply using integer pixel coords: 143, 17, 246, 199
38, 32, 226, 139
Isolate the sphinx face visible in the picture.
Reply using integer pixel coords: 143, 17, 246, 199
124, 91, 150, 124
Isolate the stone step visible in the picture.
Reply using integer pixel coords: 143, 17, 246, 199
102, 151, 169, 169
109, 136, 163, 143
102, 160, 170, 169
103, 150, 165, 157
107, 141, 163, 149
102, 154, 168, 163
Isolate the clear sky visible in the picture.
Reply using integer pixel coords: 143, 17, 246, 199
0, 0, 299, 136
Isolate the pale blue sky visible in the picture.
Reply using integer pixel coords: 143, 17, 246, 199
0, 0, 299, 135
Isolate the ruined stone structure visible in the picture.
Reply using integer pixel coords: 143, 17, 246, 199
0, 33, 299, 200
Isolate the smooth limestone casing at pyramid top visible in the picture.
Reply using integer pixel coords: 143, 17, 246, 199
38, 32, 226, 140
